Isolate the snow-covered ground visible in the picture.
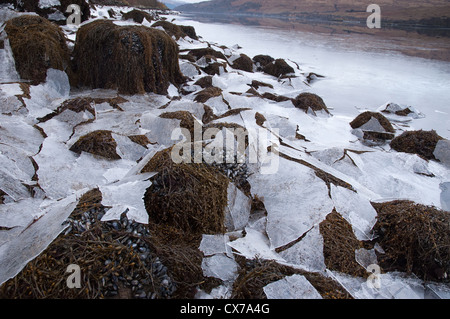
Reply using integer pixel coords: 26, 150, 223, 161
0, 5, 449, 299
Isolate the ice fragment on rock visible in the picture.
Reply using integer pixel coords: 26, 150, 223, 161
201, 254, 238, 282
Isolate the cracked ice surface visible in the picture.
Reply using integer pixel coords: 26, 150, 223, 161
248, 156, 334, 249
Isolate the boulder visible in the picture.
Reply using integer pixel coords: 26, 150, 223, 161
230, 54, 253, 72
263, 58, 294, 77
390, 130, 445, 160
152, 21, 198, 40
122, 9, 154, 24
253, 54, 274, 71
4, 15, 70, 84
292, 93, 330, 115
350, 111, 395, 145
71, 20, 184, 95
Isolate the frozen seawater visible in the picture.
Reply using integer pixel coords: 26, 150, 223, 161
99, 172, 155, 224
201, 254, 238, 282
434, 140, 450, 168
248, 156, 333, 249
440, 182, 450, 212
0, 194, 77, 286
278, 225, 326, 273
224, 183, 252, 231
199, 234, 232, 257
263, 274, 323, 299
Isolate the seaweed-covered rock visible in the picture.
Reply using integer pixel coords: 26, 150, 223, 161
4, 15, 70, 84
152, 21, 198, 40
194, 76, 213, 89
69, 130, 121, 160
292, 93, 330, 115
253, 54, 274, 71
194, 86, 223, 103
71, 20, 184, 95
350, 111, 395, 145
373, 200, 450, 281
189, 47, 227, 61
142, 147, 229, 235
390, 130, 444, 160
263, 58, 294, 77
122, 9, 154, 24
231, 54, 254, 72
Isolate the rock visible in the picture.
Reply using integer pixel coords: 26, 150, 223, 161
350, 111, 395, 145
378, 102, 424, 119
69, 130, 121, 160
189, 47, 227, 61
253, 54, 274, 71
292, 92, 330, 115
202, 62, 227, 76
390, 130, 444, 160
230, 53, 253, 72
263, 58, 294, 77
122, 9, 154, 24
151, 21, 198, 40
194, 86, 223, 103
71, 20, 184, 95
194, 76, 213, 89
4, 15, 70, 84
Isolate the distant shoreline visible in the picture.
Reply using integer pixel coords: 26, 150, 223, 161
177, 11, 450, 37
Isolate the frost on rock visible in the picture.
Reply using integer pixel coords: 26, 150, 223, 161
278, 225, 326, 273
248, 156, 333, 249
0, 194, 77, 286
263, 274, 323, 299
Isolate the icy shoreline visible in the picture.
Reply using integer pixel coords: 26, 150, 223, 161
0, 4, 449, 299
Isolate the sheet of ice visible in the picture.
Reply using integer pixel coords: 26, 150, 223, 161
0, 198, 43, 229
24, 69, 70, 119
0, 194, 77, 286
434, 140, 450, 168
425, 283, 450, 299
440, 182, 450, 212
34, 137, 135, 199
328, 270, 425, 299
195, 284, 232, 299
224, 183, 251, 231
180, 61, 201, 78
227, 227, 285, 262
99, 173, 155, 224
331, 185, 377, 240
248, 156, 333, 249
0, 37, 20, 83
355, 248, 378, 270
199, 234, 232, 257
112, 133, 148, 162
278, 226, 326, 273
263, 274, 323, 299
201, 254, 238, 282
140, 113, 183, 147
0, 114, 44, 156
